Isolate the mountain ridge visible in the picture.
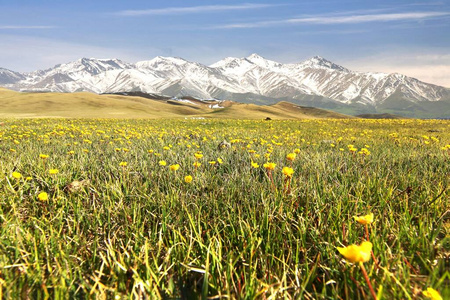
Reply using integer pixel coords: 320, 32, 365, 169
1, 54, 449, 118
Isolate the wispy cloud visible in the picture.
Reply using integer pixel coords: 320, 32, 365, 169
115, 3, 276, 16
344, 51, 450, 87
0, 34, 149, 72
217, 11, 450, 29
0, 25, 56, 29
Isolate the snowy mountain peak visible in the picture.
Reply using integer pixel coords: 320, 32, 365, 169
247, 53, 264, 60
136, 56, 190, 70
154, 56, 188, 64
209, 56, 254, 71
0, 67, 25, 84
245, 53, 282, 69
77, 57, 131, 69
34, 57, 131, 78
299, 56, 349, 72
210, 57, 239, 68
210, 53, 282, 71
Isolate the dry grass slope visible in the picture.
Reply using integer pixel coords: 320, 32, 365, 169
0, 88, 353, 119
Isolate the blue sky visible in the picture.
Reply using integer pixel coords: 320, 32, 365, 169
1, 0, 450, 86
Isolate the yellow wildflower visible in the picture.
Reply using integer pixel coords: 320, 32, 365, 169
423, 287, 442, 300
12, 171, 22, 179
170, 164, 180, 171
337, 241, 372, 263
354, 213, 374, 225
38, 192, 48, 201
251, 161, 259, 168
358, 148, 371, 155
184, 175, 193, 183
49, 169, 59, 175
286, 153, 296, 161
119, 162, 127, 167
263, 162, 276, 171
282, 167, 294, 178
159, 160, 167, 166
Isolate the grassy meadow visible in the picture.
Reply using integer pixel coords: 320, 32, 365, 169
0, 118, 449, 299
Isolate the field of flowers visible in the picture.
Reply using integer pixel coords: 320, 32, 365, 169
0, 118, 448, 299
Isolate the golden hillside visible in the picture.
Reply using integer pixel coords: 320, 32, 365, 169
0, 88, 353, 119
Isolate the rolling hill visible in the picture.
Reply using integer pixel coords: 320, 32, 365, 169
0, 88, 352, 119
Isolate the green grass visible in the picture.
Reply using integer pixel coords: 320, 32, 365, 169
0, 118, 448, 299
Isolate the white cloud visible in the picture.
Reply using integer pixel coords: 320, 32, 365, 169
343, 52, 450, 88
115, 4, 275, 16
0, 35, 154, 72
0, 35, 251, 74
217, 11, 450, 29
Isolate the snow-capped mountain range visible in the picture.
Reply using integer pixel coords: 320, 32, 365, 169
1, 54, 449, 117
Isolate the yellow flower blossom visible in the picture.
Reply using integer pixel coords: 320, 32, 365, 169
282, 167, 294, 178
348, 144, 358, 153
286, 153, 296, 161
119, 162, 127, 167
263, 162, 276, 171
423, 287, 443, 300
159, 160, 167, 166
358, 148, 371, 155
337, 241, 372, 263
184, 175, 193, 183
354, 213, 374, 225
38, 192, 48, 201
49, 169, 59, 175
170, 164, 180, 171
251, 161, 259, 168
12, 171, 22, 179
